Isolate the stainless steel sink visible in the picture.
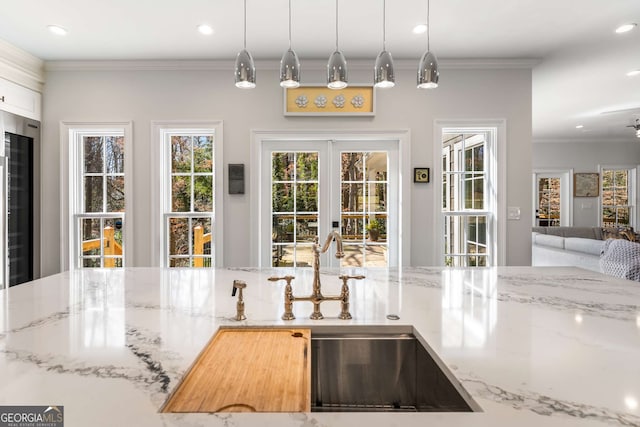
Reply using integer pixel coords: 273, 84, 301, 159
310, 326, 478, 412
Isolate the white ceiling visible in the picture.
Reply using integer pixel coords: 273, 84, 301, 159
1, 0, 639, 142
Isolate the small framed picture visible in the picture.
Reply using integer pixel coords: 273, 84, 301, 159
574, 173, 599, 197
414, 168, 430, 183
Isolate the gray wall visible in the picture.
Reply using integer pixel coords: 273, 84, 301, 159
533, 141, 640, 226
41, 62, 532, 275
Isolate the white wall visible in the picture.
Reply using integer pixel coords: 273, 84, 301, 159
533, 141, 640, 226
40, 61, 532, 275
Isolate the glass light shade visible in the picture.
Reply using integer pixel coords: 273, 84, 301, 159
374, 50, 395, 88
234, 49, 256, 89
417, 50, 439, 89
280, 48, 301, 88
327, 50, 348, 89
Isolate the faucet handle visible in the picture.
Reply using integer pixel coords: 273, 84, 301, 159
268, 275, 295, 285
338, 274, 365, 282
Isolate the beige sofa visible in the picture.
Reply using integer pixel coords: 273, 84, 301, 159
531, 227, 605, 273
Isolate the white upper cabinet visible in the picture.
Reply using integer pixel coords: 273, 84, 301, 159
0, 78, 42, 121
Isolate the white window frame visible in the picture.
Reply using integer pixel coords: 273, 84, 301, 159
151, 121, 224, 267
251, 130, 410, 268
598, 164, 638, 229
434, 120, 506, 266
60, 122, 133, 270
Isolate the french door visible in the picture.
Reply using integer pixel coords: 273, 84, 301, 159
533, 171, 571, 227
260, 139, 399, 268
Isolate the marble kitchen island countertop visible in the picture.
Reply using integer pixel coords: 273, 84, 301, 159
0, 266, 639, 427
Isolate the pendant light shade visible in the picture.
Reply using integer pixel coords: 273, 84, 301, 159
280, 49, 300, 88
374, 50, 395, 88
235, 49, 256, 89
417, 0, 439, 89
327, 51, 348, 89
374, 0, 395, 88
417, 51, 439, 89
235, 0, 256, 89
327, 0, 347, 89
280, 0, 300, 88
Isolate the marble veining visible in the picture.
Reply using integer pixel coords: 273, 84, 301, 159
0, 266, 639, 427
462, 377, 640, 426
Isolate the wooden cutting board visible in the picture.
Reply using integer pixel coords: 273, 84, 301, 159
162, 328, 311, 413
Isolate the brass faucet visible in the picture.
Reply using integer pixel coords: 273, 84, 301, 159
269, 231, 365, 320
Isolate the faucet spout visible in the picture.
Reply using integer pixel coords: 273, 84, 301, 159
318, 230, 344, 259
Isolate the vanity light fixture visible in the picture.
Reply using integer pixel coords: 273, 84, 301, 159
47, 25, 67, 36
417, 0, 439, 89
280, 0, 301, 88
615, 23, 637, 34
234, 0, 256, 89
327, 0, 348, 89
197, 24, 214, 35
374, 0, 395, 88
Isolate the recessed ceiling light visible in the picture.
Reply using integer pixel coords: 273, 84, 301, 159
615, 23, 637, 33
197, 24, 214, 35
627, 70, 640, 77
412, 24, 427, 34
47, 25, 67, 36
575, 125, 584, 129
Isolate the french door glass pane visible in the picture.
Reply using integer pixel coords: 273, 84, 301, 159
340, 151, 388, 267
271, 151, 319, 267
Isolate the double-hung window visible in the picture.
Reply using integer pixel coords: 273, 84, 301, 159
157, 122, 223, 267
67, 124, 132, 269
601, 166, 636, 228
441, 129, 498, 266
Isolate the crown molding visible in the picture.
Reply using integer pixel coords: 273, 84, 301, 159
45, 58, 539, 72
533, 137, 637, 144
0, 38, 45, 92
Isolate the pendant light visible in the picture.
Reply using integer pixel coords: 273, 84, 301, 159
280, 0, 301, 88
235, 0, 256, 89
417, 0, 439, 89
374, 0, 395, 88
327, 0, 347, 89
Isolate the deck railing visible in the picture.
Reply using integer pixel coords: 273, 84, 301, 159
82, 225, 212, 267
81, 226, 123, 267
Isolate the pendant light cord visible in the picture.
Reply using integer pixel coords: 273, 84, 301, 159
335, 0, 339, 51
382, 0, 386, 50
288, 0, 292, 49
243, 0, 247, 49
427, 0, 430, 51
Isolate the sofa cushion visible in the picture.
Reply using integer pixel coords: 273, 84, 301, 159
600, 239, 640, 281
564, 237, 605, 256
534, 226, 602, 240
534, 234, 565, 249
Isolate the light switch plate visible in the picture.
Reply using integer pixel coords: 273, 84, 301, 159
507, 206, 521, 220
